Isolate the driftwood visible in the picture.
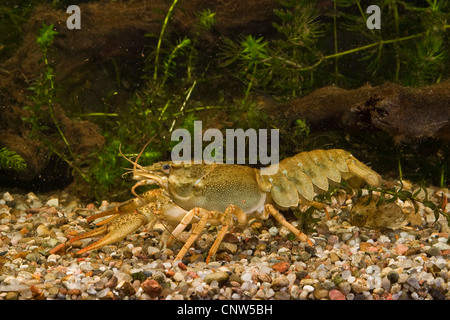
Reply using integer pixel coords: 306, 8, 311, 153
275, 81, 450, 143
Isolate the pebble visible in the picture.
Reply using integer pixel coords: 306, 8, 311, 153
204, 271, 230, 285
272, 261, 290, 273
0, 188, 448, 301
329, 289, 345, 300
271, 276, 289, 290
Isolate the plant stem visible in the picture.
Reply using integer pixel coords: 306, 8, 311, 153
42, 48, 74, 159
285, 32, 427, 72
153, 0, 179, 82
333, 0, 338, 77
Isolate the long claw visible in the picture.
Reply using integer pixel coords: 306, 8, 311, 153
73, 211, 149, 255
86, 206, 120, 223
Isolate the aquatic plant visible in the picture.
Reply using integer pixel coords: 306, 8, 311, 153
86, 6, 219, 199
23, 22, 88, 183
0, 147, 27, 171
220, 0, 449, 97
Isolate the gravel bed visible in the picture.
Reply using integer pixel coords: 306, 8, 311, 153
0, 185, 449, 301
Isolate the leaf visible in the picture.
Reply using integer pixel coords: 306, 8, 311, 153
423, 201, 437, 210
0, 147, 27, 171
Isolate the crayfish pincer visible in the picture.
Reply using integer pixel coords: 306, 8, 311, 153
69, 148, 381, 263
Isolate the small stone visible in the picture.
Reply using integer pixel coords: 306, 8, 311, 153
329, 252, 340, 263
97, 288, 111, 299
118, 281, 136, 297
387, 271, 399, 283
395, 243, 409, 255
426, 246, 441, 257
5, 291, 19, 300
274, 291, 290, 300
433, 242, 450, 251
302, 285, 314, 293
25, 252, 41, 263
46, 198, 59, 207
329, 289, 346, 300
204, 271, 230, 285
67, 289, 81, 296
173, 272, 184, 282
314, 289, 329, 300
398, 273, 409, 284
36, 224, 51, 237
141, 279, 162, 298
373, 287, 384, 295
272, 261, 290, 273
406, 277, 420, 290
258, 273, 272, 283
105, 276, 118, 288
351, 279, 368, 294
271, 276, 289, 290
268, 226, 279, 236
147, 246, 160, 255
219, 242, 238, 254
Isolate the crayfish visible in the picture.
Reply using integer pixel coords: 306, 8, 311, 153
69, 147, 381, 263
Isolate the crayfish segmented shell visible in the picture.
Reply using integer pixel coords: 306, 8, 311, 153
259, 149, 381, 208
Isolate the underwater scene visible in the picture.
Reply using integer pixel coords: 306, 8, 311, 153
0, 0, 449, 305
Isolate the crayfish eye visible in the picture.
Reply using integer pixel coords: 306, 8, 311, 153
162, 164, 171, 174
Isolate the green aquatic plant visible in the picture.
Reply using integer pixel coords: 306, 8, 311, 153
152, 0, 180, 83
88, 8, 220, 199
23, 22, 88, 182
221, 35, 272, 98
0, 147, 27, 171
26, 23, 71, 151
220, 0, 449, 99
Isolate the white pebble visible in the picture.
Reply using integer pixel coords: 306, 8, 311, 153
173, 272, 184, 282
347, 276, 356, 284
195, 285, 204, 293
2, 192, 13, 202
241, 273, 252, 283
341, 270, 351, 280
231, 293, 241, 299
268, 227, 279, 236
46, 198, 59, 207
302, 285, 314, 293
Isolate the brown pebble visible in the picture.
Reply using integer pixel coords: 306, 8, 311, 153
67, 289, 81, 296
141, 279, 162, 298
329, 289, 346, 300
178, 262, 187, 270
103, 291, 116, 300
258, 273, 272, 283
329, 252, 340, 263
5, 292, 19, 300
165, 270, 175, 278
223, 233, 240, 243
230, 281, 241, 287
271, 276, 289, 290
215, 252, 232, 262
105, 276, 118, 288
314, 289, 329, 300
30, 285, 45, 300
70, 240, 83, 248
272, 261, 290, 273
119, 281, 136, 297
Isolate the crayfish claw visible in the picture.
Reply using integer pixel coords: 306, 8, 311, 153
72, 211, 150, 255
